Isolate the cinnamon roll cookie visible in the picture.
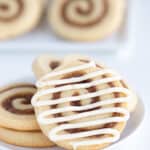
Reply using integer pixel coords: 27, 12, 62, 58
0, 82, 38, 131
32, 54, 137, 112
48, 0, 125, 41
0, 82, 53, 147
0, 0, 43, 40
32, 58, 138, 150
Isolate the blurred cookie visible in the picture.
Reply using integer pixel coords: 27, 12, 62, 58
0, 0, 43, 40
48, 0, 125, 41
32, 57, 137, 150
0, 126, 53, 147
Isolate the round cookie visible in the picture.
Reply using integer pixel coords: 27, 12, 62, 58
0, 82, 55, 147
48, 0, 126, 41
32, 54, 137, 112
0, 0, 43, 40
32, 58, 137, 150
0, 83, 39, 131
0, 126, 53, 147
32, 54, 62, 79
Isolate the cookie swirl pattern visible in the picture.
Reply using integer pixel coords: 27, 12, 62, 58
0, 83, 39, 131
32, 61, 131, 150
61, 0, 107, 27
0, 83, 35, 115
49, 0, 125, 41
0, 0, 23, 22
0, 0, 43, 40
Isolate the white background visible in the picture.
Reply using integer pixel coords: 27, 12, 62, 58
0, 0, 149, 149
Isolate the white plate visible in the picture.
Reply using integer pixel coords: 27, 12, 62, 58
0, 76, 145, 150
0, 0, 136, 53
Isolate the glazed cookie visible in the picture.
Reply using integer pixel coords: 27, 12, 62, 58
0, 126, 53, 147
32, 58, 137, 150
32, 54, 137, 112
32, 55, 62, 79
63, 55, 138, 113
0, 83, 39, 131
0, 0, 43, 40
48, 0, 125, 41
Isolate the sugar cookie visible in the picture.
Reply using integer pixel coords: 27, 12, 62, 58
0, 0, 43, 40
32, 58, 137, 150
0, 83, 39, 131
32, 54, 138, 112
48, 0, 125, 41
0, 82, 55, 147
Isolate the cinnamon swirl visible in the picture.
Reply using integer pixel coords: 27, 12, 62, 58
48, 0, 125, 41
0, 82, 54, 147
0, 82, 38, 131
0, 0, 43, 40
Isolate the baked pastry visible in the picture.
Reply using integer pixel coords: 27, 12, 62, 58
0, 0, 43, 40
32, 54, 137, 112
0, 82, 53, 147
32, 57, 138, 150
48, 0, 125, 41
0, 82, 38, 131
32, 54, 62, 79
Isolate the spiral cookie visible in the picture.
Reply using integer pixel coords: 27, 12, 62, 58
0, 126, 52, 147
49, 0, 125, 41
0, 0, 43, 40
32, 54, 137, 112
0, 82, 39, 131
0, 82, 54, 147
32, 55, 62, 79
32, 58, 137, 150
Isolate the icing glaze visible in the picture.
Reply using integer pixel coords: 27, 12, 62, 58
32, 61, 131, 150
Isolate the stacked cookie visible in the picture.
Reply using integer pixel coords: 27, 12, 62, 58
32, 54, 138, 150
0, 54, 138, 149
0, 83, 53, 147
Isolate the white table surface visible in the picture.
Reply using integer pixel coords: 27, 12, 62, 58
0, 0, 149, 149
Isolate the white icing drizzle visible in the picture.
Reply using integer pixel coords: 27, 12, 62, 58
32, 61, 131, 150
37, 61, 96, 87
37, 69, 119, 87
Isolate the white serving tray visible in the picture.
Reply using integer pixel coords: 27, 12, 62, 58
0, 0, 136, 53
